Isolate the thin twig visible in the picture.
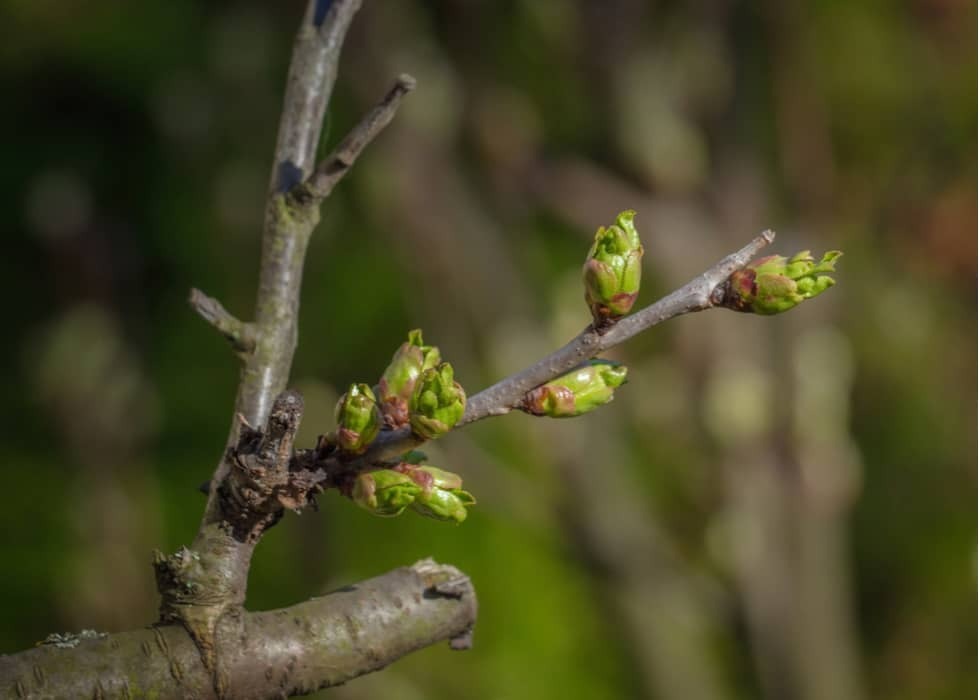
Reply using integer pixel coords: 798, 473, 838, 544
295, 74, 417, 203
270, 0, 363, 193
321, 230, 776, 473
188, 288, 256, 356
462, 229, 776, 423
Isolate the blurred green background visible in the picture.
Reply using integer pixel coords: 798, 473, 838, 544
0, 1, 975, 698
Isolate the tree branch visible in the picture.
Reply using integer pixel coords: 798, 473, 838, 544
0, 561, 476, 700
461, 229, 776, 423
174, 3, 417, 684
317, 230, 776, 475
294, 74, 417, 204
270, 0, 363, 194
189, 288, 256, 356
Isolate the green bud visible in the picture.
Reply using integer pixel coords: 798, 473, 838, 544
726, 250, 841, 315
411, 487, 476, 523
397, 464, 464, 491
334, 383, 382, 453
395, 463, 475, 522
522, 360, 628, 418
378, 329, 441, 428
351, 469, 422, 517
409, 362, 466, 440
583, 210, 644, 323
379, 329, 441, 401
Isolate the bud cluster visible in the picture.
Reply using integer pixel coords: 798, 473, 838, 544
723, 250, 841, 315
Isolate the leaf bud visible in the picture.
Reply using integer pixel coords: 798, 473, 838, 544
522, 360, 628, 418
409, 362, 466, 440
583, 210, 644, 323
724, 250, 841, 315
334, 383, 382, 454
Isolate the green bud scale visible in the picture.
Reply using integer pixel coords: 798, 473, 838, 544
397, 464, 476, 523
522, 360, 628, 418
378, 329, 441, 428
409, 362, 466, 440
723, 250, 841, 315
351, 463, 476, 523
583, 210, 644, 324
351, 469, 422, 517
334, 383, 382, 454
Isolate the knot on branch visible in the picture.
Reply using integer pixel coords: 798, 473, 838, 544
413, 558, 477, 651
219, 391, 327, 543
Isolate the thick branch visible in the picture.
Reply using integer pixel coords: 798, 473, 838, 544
270, 0, 362, 193
189, 288, 256, 356
0, 561, 476, 700
186, 10, 415, 672
318, 230, 776, 473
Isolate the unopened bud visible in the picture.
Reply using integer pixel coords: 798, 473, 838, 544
378, 330, 440, 429
412, 486, 476, 523
409, 363, 466, 440
583, 210, 644, 323
522, 360, 628, 418
351, 469, 422, 517
334, 383, 382, 454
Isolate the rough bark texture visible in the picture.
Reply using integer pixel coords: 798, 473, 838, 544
0, 560, 476, 700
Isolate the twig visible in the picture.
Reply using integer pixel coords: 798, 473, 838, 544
270, 0, 363, 193
294, 74, 417, 204
188, 288, 256, 356
462, 229, 776, 423
319, 229, 776, 473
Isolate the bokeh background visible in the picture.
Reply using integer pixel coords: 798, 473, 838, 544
1, 1, 975, 698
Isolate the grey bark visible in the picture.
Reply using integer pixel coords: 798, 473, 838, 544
0, 561, 476, 700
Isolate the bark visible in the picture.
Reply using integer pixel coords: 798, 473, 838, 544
0, 560, 476, 700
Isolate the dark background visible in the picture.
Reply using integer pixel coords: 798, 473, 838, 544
0, 1, 975, 699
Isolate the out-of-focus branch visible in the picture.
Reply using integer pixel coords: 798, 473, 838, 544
551, 421, 734, 700
0, 561, 476, 700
